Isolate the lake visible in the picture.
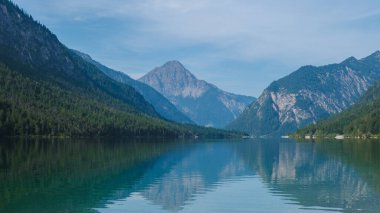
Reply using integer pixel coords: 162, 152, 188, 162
0, 138, 380, 212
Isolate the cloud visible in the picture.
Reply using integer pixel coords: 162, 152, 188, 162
16, 0, 380, 61
12, 0, 380, 96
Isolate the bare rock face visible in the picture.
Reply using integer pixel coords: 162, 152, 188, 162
74, 51, 193, 124
139, 61, 256, 128
229, 52, 380, 136
141, 61, 209, 99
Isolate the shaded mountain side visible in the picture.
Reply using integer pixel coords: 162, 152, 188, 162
229, 51, 380, 136
295, 75, 380, 137
73, 50, 193, 124
139, 61, 256, 128
0, 0, 158, 117
0, 62, 243, 137
0, 0, 242, 138
0, 63, 183, 136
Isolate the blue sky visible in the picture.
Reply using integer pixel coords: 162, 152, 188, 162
12, 0, 380, 96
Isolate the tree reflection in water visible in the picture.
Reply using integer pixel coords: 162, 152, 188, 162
1, 138, 380, 212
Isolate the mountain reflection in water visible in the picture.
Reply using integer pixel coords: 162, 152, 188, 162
0, 138, 380, 212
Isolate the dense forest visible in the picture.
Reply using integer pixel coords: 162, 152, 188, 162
0, 63, 242, 138
0, 63, 170, 136
0, 0, 243, 138
295, 78, 380, 138
73, 50, 193, 124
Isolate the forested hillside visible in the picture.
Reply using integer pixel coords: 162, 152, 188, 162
229, 51, 380, 136
296, 76, 380, 137
74, 50, 193, 124
0, 63, 181, 136
0, 0, 241, 138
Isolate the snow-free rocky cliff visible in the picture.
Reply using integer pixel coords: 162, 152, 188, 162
74, 51, 193, 124
228, 51, 380, 136
139, 61, 256, 128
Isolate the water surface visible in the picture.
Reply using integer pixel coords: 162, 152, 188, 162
1, 138, 380, 212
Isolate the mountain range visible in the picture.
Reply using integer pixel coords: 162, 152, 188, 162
2, 0, 380, 138
73, 50, 193, 124
139, 61, 256, 128
228, 51, 380, 136
296, 56, 380, 137
0, 0, 241, 138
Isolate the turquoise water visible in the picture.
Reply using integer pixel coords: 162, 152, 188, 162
1, 138, 380, 212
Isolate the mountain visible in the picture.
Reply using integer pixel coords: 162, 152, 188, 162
73, 50, 193, 124
296, 60, 380, 137
0, 0, 241, 138
139, 61, 256, 128
228, 51, 380, 136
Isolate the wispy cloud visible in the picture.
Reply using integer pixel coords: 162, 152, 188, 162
13, 0, 380, 96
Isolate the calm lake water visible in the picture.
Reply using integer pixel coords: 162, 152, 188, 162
1, 138, 380, 212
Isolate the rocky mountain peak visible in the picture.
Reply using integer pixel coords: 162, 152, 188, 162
73, 50, 193, 124
373, 50, 380, 56
364, 50, 380, 60
163, 60, 186, 69
139, 60, 206, 98
151, 60, 196, 82
229, 51, 380, 136
139, 61, 256, 127
342, 56, 358, 64
360, 51, 380, 67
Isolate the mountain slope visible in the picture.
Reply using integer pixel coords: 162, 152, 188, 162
296, 68, 380, 137
74, 50, 193, 124
139, 61, 256, 128
0, 0, 240, 138
228, 51, 380, 136
0, 0, 158, 117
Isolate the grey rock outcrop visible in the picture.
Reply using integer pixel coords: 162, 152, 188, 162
139, 61, 256, 128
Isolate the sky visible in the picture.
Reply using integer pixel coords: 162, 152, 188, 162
12, 0, 380, 97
